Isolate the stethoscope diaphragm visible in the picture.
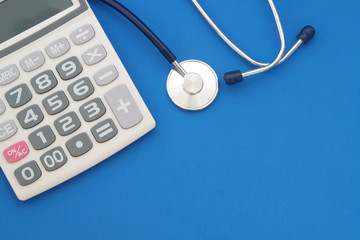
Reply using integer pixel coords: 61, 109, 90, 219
167, 60, 218, 111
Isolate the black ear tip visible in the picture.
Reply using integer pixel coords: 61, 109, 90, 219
224, 70, 244, 85
298, 25, 315, 44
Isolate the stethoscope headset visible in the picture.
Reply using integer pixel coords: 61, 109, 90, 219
98, 0, 315, 111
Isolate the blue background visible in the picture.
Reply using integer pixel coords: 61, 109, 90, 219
1, 0, 359, 239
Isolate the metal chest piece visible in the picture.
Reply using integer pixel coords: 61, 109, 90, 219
167, 60, 218, 111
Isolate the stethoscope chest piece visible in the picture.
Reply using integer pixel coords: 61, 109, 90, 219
167, 60, 218, 111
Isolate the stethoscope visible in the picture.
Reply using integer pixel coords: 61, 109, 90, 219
99, 0, 315, 111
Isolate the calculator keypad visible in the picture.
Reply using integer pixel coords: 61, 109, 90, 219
31, 70, 58, 94
0, 20, 154, 201
0, 64, 20, 86
56, 56, 83, 80
5, 84, 33, 108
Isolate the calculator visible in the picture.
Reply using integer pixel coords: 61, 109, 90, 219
0, 0, 155, 200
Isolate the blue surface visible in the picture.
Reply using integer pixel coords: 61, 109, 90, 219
1, 0, 360, 239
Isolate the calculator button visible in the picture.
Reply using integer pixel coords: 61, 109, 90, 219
94, 65, 118, 86
28, 126, 56, 150
31, 70, 58, 94
45, 38, 70, 58
105, 85, 143, 129
17, 105, 44, 129
0, 120, 18, 142
14, 161, 42, 186
56, 56, 83, 80
5, 84, 32, 108
82, 44, 107, 65
40, 147, 68, 172
54, 112, 81, 136
42, 91, 69, 115
66, 133, 93, 157
79, 98, 106, 122
0, 64, 20, 86
70, 24, 95, 45
3, 141, 29, 163
68, 77, 94, 101
91, 119, 118, 143
20, 51, 45, 72
0, 99, 5, 116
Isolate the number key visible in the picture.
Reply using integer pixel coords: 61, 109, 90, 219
31, 70, 58, 94
28, 125, 56, 150
79, 98, 106, 122
42, 91, 69, 115
14, 161, 42, 186
40, 147, 68, 172
68, 77, 94, 101
17, 105, 44, 129
54, 112, 81, 136
5, 84, 32, 108
56, 56, 83, 80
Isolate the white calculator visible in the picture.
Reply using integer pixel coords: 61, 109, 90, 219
0, 0, 155, 200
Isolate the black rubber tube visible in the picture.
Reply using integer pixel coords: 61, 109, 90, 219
99, 0, 177, 64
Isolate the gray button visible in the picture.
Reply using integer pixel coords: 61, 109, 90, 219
79, 98, 106, 122
31, 70, 58, 94
42, 91, 69, 115
0, 64, 20, 86
40, 147, 68, 172
70, 24, 95, 45
56, 56, 83, 80
91, 119, 118, 143
68, 77, 94, 101
94, 65, 118, 86
5, 84, 32, 108
28, 125, 56, 150
45, 38, 70, 58
20, 51, 45, 72
0, 99, 5, 115
14, 161, 42, 186
0, 120, 18, 142
82, 45, 107, 65
105, 85, 143, 129
54, 112, 81, 136
66, 133, 93, 157
17, 105, 44, 129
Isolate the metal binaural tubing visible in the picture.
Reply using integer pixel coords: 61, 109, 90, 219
191, 0, 301, 69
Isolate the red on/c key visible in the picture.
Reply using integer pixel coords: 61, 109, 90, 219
3, 141, 29, 163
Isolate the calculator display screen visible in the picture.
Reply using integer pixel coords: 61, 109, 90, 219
0, 0, 73, 44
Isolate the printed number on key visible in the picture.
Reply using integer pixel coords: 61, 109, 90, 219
43, 91, 69, 115
68, 77, 94, 101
